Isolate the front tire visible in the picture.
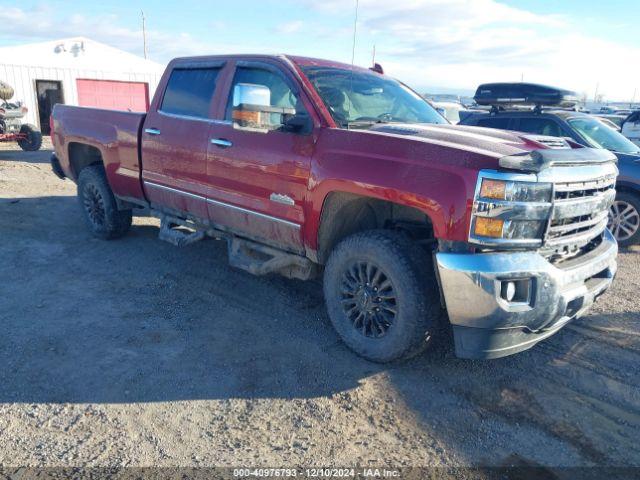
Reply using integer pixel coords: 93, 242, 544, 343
608, 191, 640, 247
77, 165, 132, 239
323, 230, 443, 362
17, 124, 43, 151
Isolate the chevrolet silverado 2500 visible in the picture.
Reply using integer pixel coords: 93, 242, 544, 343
50, 55, 618, 361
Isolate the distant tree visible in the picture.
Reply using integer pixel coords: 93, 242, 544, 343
579, 92, 588, 105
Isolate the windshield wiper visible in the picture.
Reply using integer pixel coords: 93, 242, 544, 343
346, 120, 379, 129
346, 119, 400, 129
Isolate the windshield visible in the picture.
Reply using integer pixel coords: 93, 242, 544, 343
568, 116, 640, 154
301, 66, 447, 128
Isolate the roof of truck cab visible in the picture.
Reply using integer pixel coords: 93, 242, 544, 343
286, 55, 372, 72
169, 54, 373, 73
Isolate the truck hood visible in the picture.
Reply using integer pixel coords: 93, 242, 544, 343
368, 123, 553, 159
367, 123, 617, 172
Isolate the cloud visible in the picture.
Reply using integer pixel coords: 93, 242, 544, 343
300, 0, 640, 100
275, 20, 304, 34
0, 6, 242, 62
1, 1, 638, 100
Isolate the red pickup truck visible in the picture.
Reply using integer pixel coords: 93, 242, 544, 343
50, 55, 618, 361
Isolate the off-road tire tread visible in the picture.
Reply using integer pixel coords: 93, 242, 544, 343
77, 165, 132, 240
17, 124, 42, 151
323, 229, 443, 363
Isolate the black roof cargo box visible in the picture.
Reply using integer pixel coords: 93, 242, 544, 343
474, 83, 578, 108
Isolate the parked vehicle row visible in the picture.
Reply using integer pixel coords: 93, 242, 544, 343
459, 83, 640, 247
50, 55, 618, 362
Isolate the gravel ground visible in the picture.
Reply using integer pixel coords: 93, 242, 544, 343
0, 144, 639, 468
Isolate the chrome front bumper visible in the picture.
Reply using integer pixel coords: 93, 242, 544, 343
436, 229, 618, 359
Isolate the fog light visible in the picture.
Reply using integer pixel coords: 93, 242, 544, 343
504, 281, 516, 301
474, 217, 504, 238
499, 278, 532, 304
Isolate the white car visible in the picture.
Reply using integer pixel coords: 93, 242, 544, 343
431, 101, 465, 124
599, 106, 621, 114
622, 111, 640, 146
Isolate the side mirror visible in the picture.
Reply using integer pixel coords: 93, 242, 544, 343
232, 83, 295, 133
282, 112, 312, 133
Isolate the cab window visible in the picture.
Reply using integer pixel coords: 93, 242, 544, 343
475, 117, 512, 129
516, 117, 564, 137
161, 67, 221, 118
225, 66, 307, 131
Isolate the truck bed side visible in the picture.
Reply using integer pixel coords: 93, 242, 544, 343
51, 104, 147, 202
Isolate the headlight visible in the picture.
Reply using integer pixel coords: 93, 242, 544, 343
502, 220, 546, 239
472, 218, 546, 240
479, 179, 552, 202
470, 174, 553, 246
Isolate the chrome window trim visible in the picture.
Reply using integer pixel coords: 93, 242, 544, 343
157, 109, 232, 125
143, 181, 300, 229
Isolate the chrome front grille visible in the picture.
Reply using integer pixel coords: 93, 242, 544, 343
543, 175, 616, 257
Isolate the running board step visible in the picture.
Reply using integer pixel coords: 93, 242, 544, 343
158, 215, 205, 247
227, 237, 317, 280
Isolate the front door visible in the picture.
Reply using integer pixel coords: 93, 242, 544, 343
35, 80, 64, 134
141, 64, 225, 220
206, 61, 315, 253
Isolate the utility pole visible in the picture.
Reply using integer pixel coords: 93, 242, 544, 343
141, 10, 148, 59
631, 88, 637, 108
372, 44, 376, 67
350, 0, 359, 67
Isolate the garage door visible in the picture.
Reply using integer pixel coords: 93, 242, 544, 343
76, 79, 150, 112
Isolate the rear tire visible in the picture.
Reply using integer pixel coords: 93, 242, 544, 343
323, 230, 443, 362
17, 124, 42, 151
77, 165, 132, 239
608, 191, 640, 247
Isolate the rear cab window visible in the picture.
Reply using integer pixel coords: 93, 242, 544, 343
475, 117, 512, 129
160, 67, 222, 119
515, 117, 564, 137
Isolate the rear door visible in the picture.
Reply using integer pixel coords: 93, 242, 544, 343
205, 60, 316, 253
141, 62, 226, 220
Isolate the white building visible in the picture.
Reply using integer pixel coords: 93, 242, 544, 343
0, 37, 165, 134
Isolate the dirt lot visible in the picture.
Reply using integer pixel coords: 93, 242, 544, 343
1, 144, 639, 469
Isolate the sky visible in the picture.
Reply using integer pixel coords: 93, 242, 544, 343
0, 0, 638, 101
